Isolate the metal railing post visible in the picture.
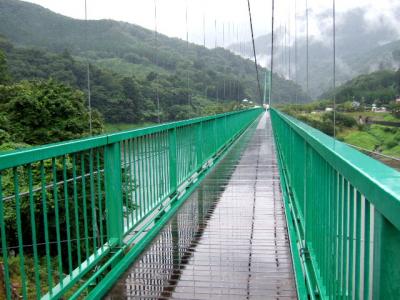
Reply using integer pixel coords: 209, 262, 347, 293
213, 118, 217, 152
224, 115, 227, 142
169, 127, 177, 193
104, 142, 124, 245
196, 122, 203, 168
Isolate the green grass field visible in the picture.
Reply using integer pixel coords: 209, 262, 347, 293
338, 129, 380, 150
337, 124, 400, 157
343, 111, 399, 122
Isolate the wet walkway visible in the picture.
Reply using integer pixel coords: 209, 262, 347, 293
107, 113, 297, 299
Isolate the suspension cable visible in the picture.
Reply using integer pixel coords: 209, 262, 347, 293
288, 1, 291, 81
154, 0, 160, 123
263, 62, 268, 105
294, 0, 298, 104
269, 0, 275, 106
214, 19, 217, 48
185, 0, 190, 106
84, 0, 92, 135
214, 19, 219, 102
284, 23, 287, 78
282, 23, 285, 75
306, 0, 309, 95
223, 22, 226, 99
333, 0, 337, 140
246, 0, 263, 103
203, 13, 206, 47
203, 13, 208, 100
236, 24, 240, 103
263, 0, 271, 105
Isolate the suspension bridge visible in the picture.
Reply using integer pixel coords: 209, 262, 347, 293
1, 0, 400, 299
1, 107, 399, 299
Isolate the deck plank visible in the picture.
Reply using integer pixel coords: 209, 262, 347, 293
106, 113, 297, 299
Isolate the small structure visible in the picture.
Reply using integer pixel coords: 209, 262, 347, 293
325, 107, 333, 112
372, 104, 387, 112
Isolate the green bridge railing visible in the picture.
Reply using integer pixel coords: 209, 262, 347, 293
0, 107, 262, 299
271, 108, 400, 300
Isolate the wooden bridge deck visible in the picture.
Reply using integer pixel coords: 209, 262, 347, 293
106, 113, 297, 299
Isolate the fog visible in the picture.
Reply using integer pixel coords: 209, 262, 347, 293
24, 0, 400, 48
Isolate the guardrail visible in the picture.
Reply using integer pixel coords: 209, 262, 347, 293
271, 108, 400, 299
0, 107, 263, 299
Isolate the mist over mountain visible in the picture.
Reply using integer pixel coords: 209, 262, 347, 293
0, 0, 309, 111
229, 7, 400, 98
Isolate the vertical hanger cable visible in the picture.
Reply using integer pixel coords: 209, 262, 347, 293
269, 0, 275, 106
84, 0, 92, 135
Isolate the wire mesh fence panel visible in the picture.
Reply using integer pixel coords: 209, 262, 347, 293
0, 108, 262, 299
271, 108, 400, 300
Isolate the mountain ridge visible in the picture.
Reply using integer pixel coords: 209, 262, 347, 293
229, 7, 400, 98
0, 0, 310, 107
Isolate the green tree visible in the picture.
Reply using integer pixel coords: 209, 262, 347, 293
0, 79, 103, 146
0, 50, 10, 84
389, 102, 400, 119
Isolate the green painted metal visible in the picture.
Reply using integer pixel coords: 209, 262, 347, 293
271, 108, 400, 300
104, 142, 123, 245
0, 107, 262, 299
168, 128, 177, 194
86, 109, 261, 300
275, 139, 308, 300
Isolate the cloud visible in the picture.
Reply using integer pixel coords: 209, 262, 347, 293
22, 0, 400, 48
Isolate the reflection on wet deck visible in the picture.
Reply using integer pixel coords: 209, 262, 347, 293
107, 113, 297, 299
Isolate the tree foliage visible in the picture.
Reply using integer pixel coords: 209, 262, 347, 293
0, 49, 9, 84
321, 70, 400, 105
0, 79, 103, 146
0, 0, 309, 119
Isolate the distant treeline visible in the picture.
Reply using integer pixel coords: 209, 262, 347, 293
321, 69, 400, 105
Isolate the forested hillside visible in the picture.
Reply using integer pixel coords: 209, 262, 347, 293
0, 0, 309, 125
0, 48, 103, 150
321, 70, 400, 105
230, 8, 400, 98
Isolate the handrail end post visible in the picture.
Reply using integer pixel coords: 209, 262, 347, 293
105, 142, 124, 245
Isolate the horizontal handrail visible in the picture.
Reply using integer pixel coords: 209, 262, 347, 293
0, 108, 262, 170
0, 107, 263, 299
272, 109, 400, 230
271, 108, 400, 299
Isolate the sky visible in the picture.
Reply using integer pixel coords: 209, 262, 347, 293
23, 0, 400, 48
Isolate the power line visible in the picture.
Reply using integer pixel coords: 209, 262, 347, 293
246, 0, 263, 103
